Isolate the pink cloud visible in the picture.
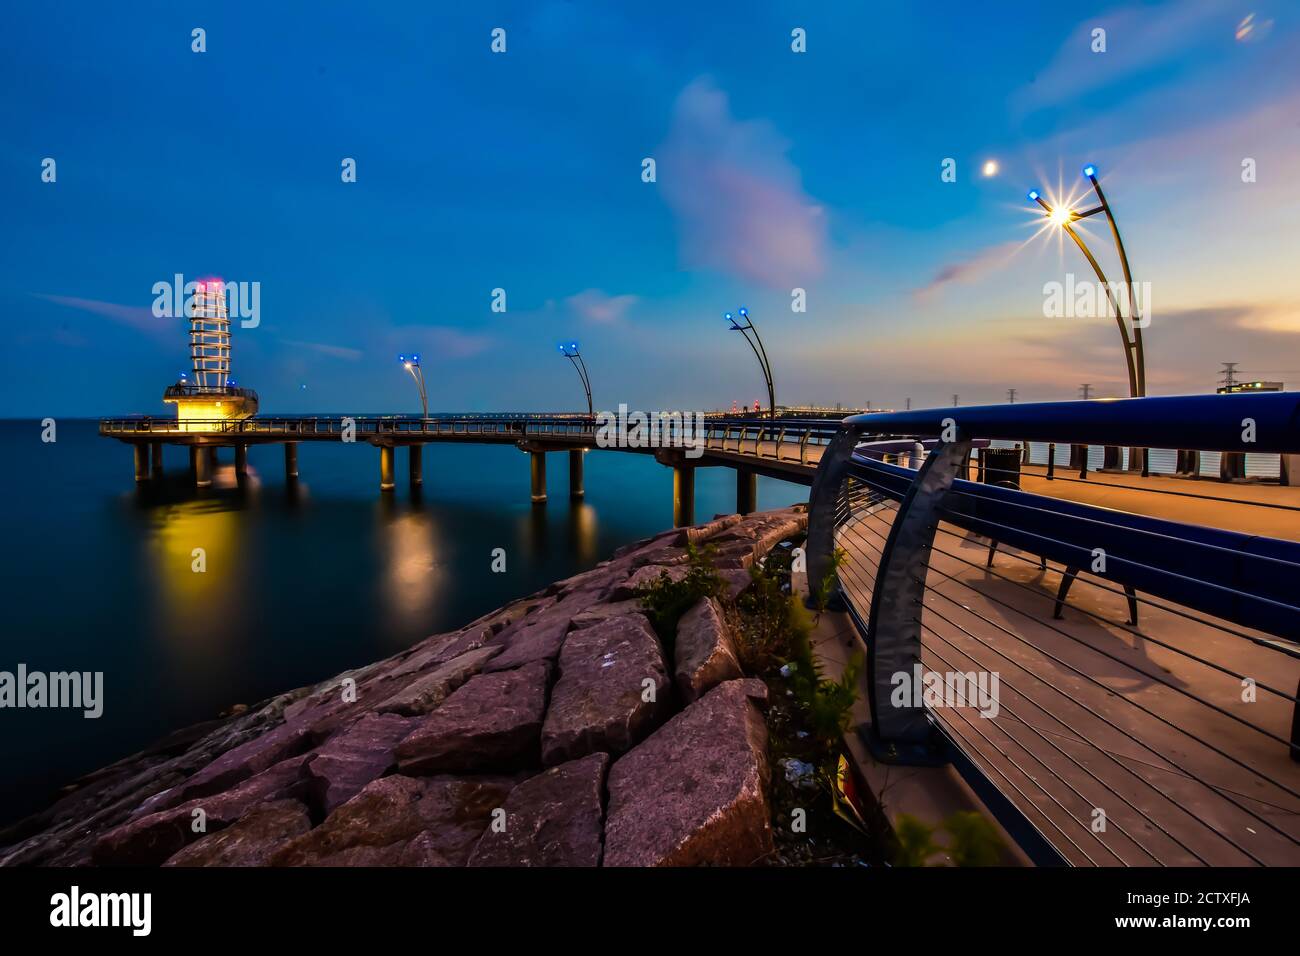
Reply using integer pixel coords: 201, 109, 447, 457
658, 77, 826, 289
913, 239, 1024, 301
33, 293, 167, 335
565, 289, 638, 324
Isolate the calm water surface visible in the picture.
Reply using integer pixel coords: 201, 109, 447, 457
0, 419, 806, 826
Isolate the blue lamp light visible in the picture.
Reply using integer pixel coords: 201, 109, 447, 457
1082, 164, 1097, 178
1027, 189, 1040, 201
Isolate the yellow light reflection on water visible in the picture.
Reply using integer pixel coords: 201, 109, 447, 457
378, 505, 445, 647
147, 496, 246, 680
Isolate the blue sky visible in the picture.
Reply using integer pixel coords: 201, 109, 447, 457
2, 0, 1298, 416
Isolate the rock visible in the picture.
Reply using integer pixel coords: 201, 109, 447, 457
301, 712, 416, 817
718, 568, 753, 602
483, 614, 572, 672
612, 529, 678, 561
468, 753, 608, 867
570, 598, 643, 630
540, 613, 669, 766
674, 597, 743, 703
270, 774, 517, 866
162, 799, 311, 866
381, 626, 495, 683
395, 662, 550, 774
679, 513, 742, 546
603, 679, 773, 867
92, 755, 310, 865
613, 564, 689, 600
132, 720, 316, 817
377, 646, 502, 716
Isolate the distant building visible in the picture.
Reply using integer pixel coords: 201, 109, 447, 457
1217, 380, 1283, 395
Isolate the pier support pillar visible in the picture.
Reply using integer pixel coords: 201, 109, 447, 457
150, 442, 164, 479
569, 449, 584, 499
380, 445, 395, 492
188, 446, 198, 479
133, 444, 149, 483
195, 447, 214, 488
673, 465, 695, 528
409, 444, 423, 486
234, 443, 248, 477
284, 442, 299, 480
736, 466, 757, 515
1101, 445, 1123, 472
530, 451, 547, 503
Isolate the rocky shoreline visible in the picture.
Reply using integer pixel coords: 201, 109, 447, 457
0, 506, 809, 867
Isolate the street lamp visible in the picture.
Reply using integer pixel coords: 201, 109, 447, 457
1027, 163, 1146, 398
398, 354, 428, 419
558, 342, 593, 417
724, 307, 776, 421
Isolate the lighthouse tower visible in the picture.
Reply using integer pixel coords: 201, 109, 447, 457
163, 280, 258, 428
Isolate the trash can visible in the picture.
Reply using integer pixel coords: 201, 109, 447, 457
981, 447, 1023, 489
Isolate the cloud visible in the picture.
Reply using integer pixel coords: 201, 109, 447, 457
387, 325, 496, 360
280, 339, 364, 360
565, 288, 638, 324
912, 240, 1024, 301
32, 293, 166, 335
1015, 0, 1227, 114
658, 76, 826, 289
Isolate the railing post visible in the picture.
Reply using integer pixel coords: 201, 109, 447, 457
861, 438, 972, 759
806, 425, 866, 605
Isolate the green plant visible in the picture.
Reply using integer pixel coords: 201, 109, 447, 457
734, 550, 801, 673
813, 546, 848, 613
891, 811, 1004, 867
786, 624, 862, 770
636, 543, 723, 649
893, 814, 943, 867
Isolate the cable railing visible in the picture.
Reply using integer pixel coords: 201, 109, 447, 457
97, 414, 843, 465
807, 392, 1300, 866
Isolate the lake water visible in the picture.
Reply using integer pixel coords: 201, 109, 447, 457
0, 419, 807, 827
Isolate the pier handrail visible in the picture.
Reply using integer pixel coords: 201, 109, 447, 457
808, 392, 1300, 866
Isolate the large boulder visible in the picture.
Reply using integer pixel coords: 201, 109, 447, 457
679, 513, 742, 546
468, 753, 608, 867
483, 614, 572, 672
377, 646, 501, 716
674, 597, 744, 703
301, 712, 416, 817
131, 719, 316, 817
603, 679, 772, 867
540, 613, 670, 766
395, 661, 550, 774
570, 598, 643, 630
92, 754, 311, 866
612, 564, 689, 600
270, 774, 517, 866
162, 799, 311, 867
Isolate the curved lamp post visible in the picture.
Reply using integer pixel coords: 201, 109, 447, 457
725, 307, 776, 421
398, 353, 428, 419
1029, 165, 1148, 473
558, 342, 593, 417
1027, 164, 1146, 397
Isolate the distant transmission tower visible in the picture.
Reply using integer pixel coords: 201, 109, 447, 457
952, 394, 959, 407
1079, 383, 1093, 400
1219, 362, 1239, 389
1007, 388, 1017, 403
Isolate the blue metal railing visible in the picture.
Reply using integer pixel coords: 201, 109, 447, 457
808, 392, 1300, 866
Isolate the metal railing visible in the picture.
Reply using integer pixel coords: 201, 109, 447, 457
97, 413, 843, 466
808, 393, 1300, 866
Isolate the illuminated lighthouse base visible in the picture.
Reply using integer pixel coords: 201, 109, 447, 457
163, 385, 259, 431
